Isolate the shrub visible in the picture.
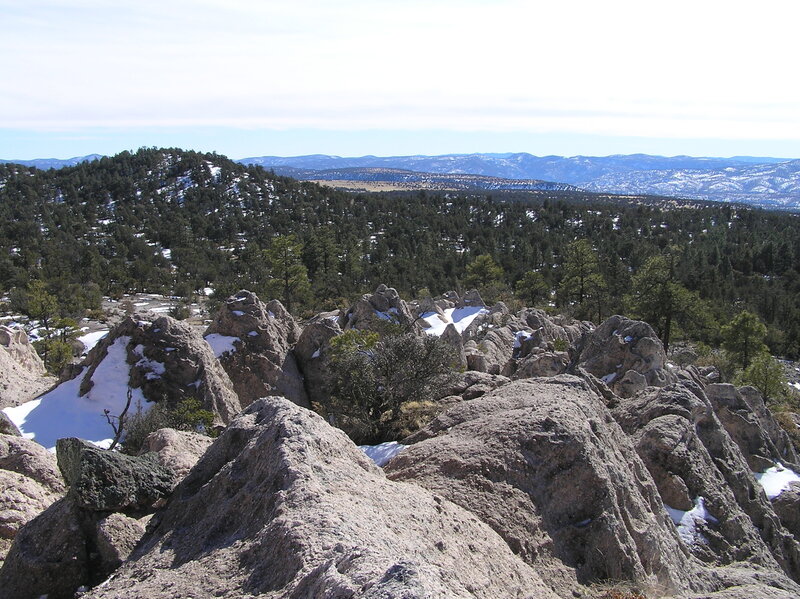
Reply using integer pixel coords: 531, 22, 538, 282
121, 398, 215, 454
733, 353, 788, 402
327, 330, 457, 444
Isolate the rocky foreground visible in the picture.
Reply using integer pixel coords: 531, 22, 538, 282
1, 287, 800, 598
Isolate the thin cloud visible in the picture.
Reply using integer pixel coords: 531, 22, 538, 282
1, 0, 799, 147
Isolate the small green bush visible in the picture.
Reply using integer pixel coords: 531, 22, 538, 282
122, 398, 215, 454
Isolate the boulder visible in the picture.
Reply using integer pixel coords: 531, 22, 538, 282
0, 498, 148, 599
440, 323, 467, 369
0, 325, 55, 409
0, 434, 65, 493
517, 308, 589, 350
293, 312, 342, 408
86, 397, 560, 599
341, 284, 418, 331
772, 483, 800, 540
513, 351, 568, 379
56, 438, 175, 513
440, 370, 510, 405
612, 383, 800, 581
0, 498, 89, 599
706, 384, 799, 471
94, 512, 146, 569
463, 327, 516, 374
386, 376, 694, 597
204, 290, 309, 408
0, 435, 65, 566
87, 314, 241, 424
574, 315, 677, 395
140, 428, 214, 481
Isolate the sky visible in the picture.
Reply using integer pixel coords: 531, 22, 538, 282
2, 0, 800, 160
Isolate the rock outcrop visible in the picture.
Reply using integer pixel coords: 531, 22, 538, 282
86, 397, 561, 599
387, 376, 695, 597
56, 438, 175, 513
773, 484, 800, 539
293, 311, 343, 408
706, 384, 799, 471
0, 434, 65, 567
204, 290, 309, 408
574, 315, 677, 396
342, 284, 418, 331
612, 383, 800, 582
0, 325, 54, 409
0, 437, 175, 598
140, 428, 214, 480
64, 314, 239, 430
0, 411, 21, 436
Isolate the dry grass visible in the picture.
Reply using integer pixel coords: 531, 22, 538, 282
310, 180, 463, 193
590, 581, 650, 599
598, 591, 648, 599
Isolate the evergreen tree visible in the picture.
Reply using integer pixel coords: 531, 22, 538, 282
558, 240, 607, 322
515, 271, 550, 307
464, 254, 504, 290
263, 234, 311, 313
734, 353, 788, 402
722, 310, 769, 369
627, 253, 710, 351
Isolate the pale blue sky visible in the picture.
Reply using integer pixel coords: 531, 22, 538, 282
2, 0, 799, 160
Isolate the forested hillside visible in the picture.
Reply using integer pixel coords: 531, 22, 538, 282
3, 147, 800, 357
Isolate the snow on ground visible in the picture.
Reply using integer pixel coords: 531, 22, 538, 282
205, 333, 239, 357
2, 336, 147, 451
664, 496, 718, 545
755, 463, 800, 499
77, 329, 109, 355
514, 330, 533, 348
133, 344, 166, 380
421, 306, 488, 336
359, 441, 406, 467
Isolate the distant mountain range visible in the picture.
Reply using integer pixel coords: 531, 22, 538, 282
0, 154, 103, 170
5, 151, 800, 209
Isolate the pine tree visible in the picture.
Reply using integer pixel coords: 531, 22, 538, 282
264, 235, 311, 313
722, 310, 768, 370
558, 240, 607, 322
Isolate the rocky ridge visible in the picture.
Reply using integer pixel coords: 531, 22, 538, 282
204, 290, 309, 408
1, 288, 800, 598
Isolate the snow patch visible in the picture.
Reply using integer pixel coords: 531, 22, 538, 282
205, 333, 239, 357
359, 441, 406, 467
601, 373, 617, 384
133, 344, 166, 380
755, 463, 800, 499
513, 330, 533, 349
2, 336, 147, 450
421, 306, 488, 337
78, 330, 108, 355
664, 496, 717, 546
